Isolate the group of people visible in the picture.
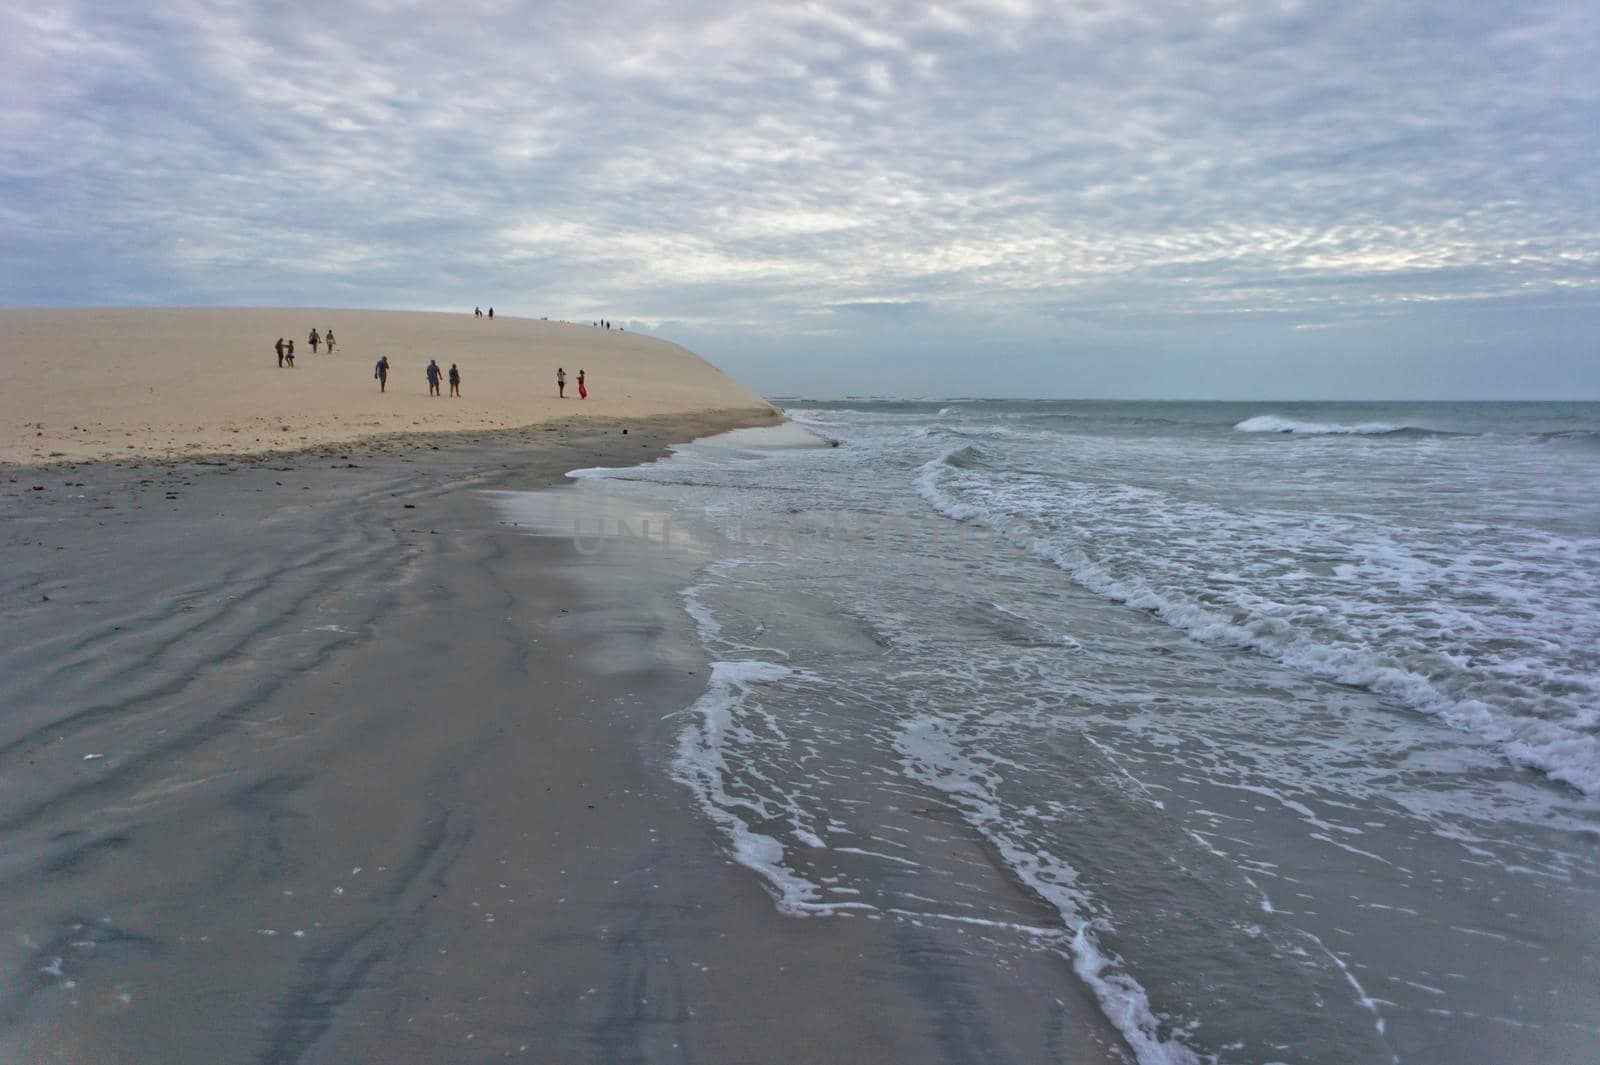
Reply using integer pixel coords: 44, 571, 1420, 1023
474, 307, 494, 319
426, 359, 462, 397
373, 356, 461, 396
273, 328, 335, 367
272, 328, 589, 404
368, 361, 586, 399
592, 320, 617, 330
555, 367, 587, 399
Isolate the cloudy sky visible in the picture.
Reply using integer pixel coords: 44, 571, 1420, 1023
3, 0, 1597, 398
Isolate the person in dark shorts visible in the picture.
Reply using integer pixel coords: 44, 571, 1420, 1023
374, 355, 389, 392
448, 363, 461, 397
425, 359, 442, 396
285, 339, 295, 367
275, 337, 285, 367
556, 366, 566, 397
309, 328, 320, 354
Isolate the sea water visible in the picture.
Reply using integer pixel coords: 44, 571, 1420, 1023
502, 401, 1600, 1064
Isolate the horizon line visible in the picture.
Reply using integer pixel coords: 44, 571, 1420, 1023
766, 395, 1600, 405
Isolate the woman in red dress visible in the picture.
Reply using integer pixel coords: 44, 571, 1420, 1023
578, 369, 588, 399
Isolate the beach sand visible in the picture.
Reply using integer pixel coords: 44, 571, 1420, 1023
0, 419, 1123, 1063
0, 307, 775, 465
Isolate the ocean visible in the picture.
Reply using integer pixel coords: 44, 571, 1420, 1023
493, 400, 1600, 1064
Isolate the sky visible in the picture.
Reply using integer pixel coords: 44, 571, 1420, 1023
2, 0, 1597, 399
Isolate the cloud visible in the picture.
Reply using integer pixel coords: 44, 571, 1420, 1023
1, 0, 1597, 395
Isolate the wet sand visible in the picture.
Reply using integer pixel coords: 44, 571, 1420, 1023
0, 416, 1123, 1064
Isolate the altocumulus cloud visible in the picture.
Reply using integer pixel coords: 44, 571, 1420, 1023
2, 0, 1597, 397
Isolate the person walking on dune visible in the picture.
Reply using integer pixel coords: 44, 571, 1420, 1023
426, 358, 442, 397
285, 339, 295, 367
309, 328, 320, 354
578, 369, 587, 399
448, 363, 461, 398
275, 337, 285, 368
325, 329, 336, 354
556, 366, 566, 398
374, 355, 389, 392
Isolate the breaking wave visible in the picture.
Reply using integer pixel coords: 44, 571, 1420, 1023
1235, 415, 1432, 436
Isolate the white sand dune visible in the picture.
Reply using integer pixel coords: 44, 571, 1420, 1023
0, 307, 774, 463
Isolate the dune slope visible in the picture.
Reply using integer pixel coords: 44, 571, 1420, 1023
0, 308, 773, 463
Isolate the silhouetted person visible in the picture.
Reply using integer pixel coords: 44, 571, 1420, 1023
487, 307, 494, 319
556, 366, 566, 397
275, 337, 285, 367
426, 359, 442, 396
309, 328, 320, 354
375, 355, 389, 392
475, 306, 482, 318
449, 363, 461, 397
286, 339, 295, 367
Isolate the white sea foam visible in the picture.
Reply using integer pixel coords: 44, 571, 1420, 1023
1234, 415, 1409, 435
671, 648, 876, 916
672, 555, 1209, 1060
895, 713, 1204, 1065
915, 445, 1600, 796
565, 464, 630, 480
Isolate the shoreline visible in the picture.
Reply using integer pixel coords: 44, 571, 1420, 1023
0, 408, 1129, 1063
1, 405, 783, 473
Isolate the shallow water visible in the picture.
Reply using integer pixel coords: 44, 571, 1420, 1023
493, 401, 1600, 1064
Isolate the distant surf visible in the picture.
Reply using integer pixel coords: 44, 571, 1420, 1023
1235, 414, 1422, 435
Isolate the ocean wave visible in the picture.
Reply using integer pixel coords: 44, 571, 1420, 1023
941, 443, 986, 469
917, 424, 1059, 447
1235, 415, 1427, 436
1531, 429, 1600, 447
785, 408, 856, 427
672, 657, 868, 915
915, 444, 988, 513
1233, 418, 1594, 445
678, 564, 1206, 1064
896, 714, 1205, 1065
915, 455, 1600, 796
